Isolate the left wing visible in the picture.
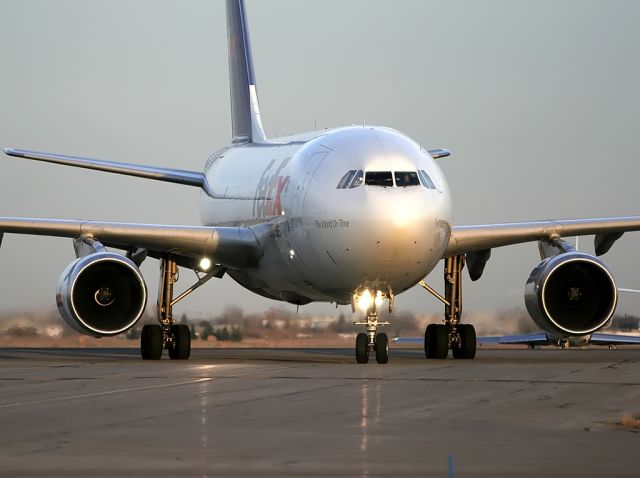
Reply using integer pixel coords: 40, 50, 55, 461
477, 333, 551, 346
446, 216, 640, 257
0, 217, 263, 269
480, 332, 640, 347
396, 332, 640, 347
394, 333, 551, 346
590, 333, 640, 345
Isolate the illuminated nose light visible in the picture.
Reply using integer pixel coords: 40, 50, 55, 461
357, 289, 372, 312
375, 290, 384, 307
289, 249, 295, 260
199, 258, 212, 271
356, 289, 386, 312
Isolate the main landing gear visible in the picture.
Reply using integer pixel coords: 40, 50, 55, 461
420, 255, 477, 360
354, 304, 391, 364
140, 255, 217, 360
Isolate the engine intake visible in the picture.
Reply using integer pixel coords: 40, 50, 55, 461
525, 252, 617, 336
57, 252, 147, 337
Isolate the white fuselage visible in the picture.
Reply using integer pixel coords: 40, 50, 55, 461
200, 126, 452, 305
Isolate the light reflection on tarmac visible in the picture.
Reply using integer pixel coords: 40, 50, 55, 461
0, 347, 639, 477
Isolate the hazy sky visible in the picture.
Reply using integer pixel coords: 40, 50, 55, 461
1, 0, 640, 320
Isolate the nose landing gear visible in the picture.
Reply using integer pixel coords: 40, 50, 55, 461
354, 307, 390, 364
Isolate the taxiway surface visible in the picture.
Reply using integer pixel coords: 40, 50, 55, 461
1, 347, 639, 477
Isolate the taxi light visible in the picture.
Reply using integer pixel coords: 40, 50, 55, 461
356, 289, 385, 312
357, 289, 372, 312
199, 257, 212, 271
375, 290, 384, 307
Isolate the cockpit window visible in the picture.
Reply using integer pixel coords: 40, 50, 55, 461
394, 171, 420, 187
349, 170, 364, 188
419, 169, 437, 189
340, 170, 428, 189
336, 170, 356, 189
365, 171, 393, 187
337, 170, 364, 189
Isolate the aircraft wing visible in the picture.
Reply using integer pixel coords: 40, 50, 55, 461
397, 332, 640, 347
477, 333, 640, 346
446, 216, 640, 257
394, 333, 552, 346
589, 333, 640, 345
0, 217, 263, 269
477, 333, 551, 346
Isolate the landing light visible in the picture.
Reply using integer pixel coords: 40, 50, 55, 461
199, 257, 212, 271
356, 289, 385, 312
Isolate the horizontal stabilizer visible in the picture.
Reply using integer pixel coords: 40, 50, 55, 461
3, 148, 205, 188
427, 149, 450, 159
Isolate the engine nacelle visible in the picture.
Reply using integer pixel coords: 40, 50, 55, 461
525, 252, 617, 337
56, 252, 148, 337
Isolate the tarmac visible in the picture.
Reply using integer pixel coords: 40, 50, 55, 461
1, 347, 639, 477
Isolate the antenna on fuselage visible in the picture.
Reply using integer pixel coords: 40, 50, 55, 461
226, 0, 268, 144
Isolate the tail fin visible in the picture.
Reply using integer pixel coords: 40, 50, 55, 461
226, 0, 267, 144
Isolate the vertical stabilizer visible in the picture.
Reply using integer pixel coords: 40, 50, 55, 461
226, 0, 267, 144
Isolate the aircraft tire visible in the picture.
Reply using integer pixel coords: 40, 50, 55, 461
425, 323, 449, 359
355, 333, 369, 364
375, 333, 389, 364
452, 324, 476, 359
168, 324, 191, 360
141, 324, 163, 360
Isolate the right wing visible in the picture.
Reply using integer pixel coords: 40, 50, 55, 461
0, 217, 263, 270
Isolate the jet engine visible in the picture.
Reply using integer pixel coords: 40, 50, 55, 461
56, 252, 147, 337
525, 252, 617, 337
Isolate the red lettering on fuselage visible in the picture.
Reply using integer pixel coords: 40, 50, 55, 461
253, 157, 290, 218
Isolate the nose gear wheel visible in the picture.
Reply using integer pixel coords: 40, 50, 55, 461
354, 309, 391, 364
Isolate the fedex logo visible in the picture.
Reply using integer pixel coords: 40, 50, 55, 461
253, 157, 290, 218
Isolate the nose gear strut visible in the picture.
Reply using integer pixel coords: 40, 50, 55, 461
353, 301, 391, 364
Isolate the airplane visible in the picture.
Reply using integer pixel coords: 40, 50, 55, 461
2, 0, 640, 364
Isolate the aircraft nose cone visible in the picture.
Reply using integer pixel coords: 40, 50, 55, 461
336, 187, 446, 286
